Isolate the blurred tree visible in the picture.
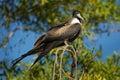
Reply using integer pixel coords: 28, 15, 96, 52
0, 0, 120, 80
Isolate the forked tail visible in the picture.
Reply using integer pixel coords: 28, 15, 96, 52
12, 49, 38, 67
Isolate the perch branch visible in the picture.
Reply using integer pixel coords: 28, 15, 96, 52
52, 48, 63, 80
68, 46, 78, 80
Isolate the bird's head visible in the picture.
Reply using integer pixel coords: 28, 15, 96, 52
72, 10, 84, 23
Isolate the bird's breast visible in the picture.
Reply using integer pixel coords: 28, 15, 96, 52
70, 18, 82, 25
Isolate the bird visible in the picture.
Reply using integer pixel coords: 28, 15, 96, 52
12, 10, 84, 68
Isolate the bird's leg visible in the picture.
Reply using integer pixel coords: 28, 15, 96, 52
64, 39, 70, 46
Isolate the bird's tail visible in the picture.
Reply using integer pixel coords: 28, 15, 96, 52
30, 52, 48, 68
12, 49, 38, 67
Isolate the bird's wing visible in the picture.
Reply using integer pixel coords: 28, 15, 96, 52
34, 22, 81, 47
34, 34, 46, 47
45, 23, 81, 42
30, 53, 47, 68
69, 27, 81, 42
31, 41, 64, 68
34, 20, 70, 46
49, 20, 70, 30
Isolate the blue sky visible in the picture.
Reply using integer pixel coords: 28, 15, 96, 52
96, 31, 120, 60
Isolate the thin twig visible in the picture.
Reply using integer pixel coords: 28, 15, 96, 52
69, 45, 78, 80
59, 46, 68, 80
61, 45, 78, 80
79, 71, 85, 80
52, 48, 63, 80
52, 50, 58, 80
62, 68, 74, 80
53, 45, 78, 80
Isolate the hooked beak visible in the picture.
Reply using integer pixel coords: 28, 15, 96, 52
77, 13, 85, 22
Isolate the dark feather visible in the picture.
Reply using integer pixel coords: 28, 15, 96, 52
49, 20, 70, 30
12, 48, 39, 67
43, 23, 81, 42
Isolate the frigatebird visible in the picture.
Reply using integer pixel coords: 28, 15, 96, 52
12, 10, 84, 67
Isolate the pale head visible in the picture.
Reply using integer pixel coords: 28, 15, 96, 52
72, 10, 84, 23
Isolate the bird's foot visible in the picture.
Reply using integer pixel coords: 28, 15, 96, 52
64, 40, 70, 47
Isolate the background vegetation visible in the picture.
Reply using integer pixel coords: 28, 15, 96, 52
0, 0, 120, 80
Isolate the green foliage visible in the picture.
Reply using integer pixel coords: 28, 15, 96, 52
0, 0, 120, 80
1, 50, 120, 80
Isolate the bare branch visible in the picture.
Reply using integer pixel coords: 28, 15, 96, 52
59, 46, 68, 80
62, 69, 74, 80
68, 46, 78, 80
52, 48, 62, 80
55, 45, 78, 80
